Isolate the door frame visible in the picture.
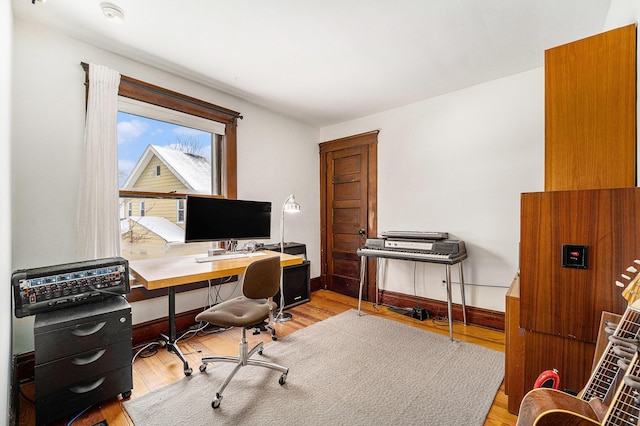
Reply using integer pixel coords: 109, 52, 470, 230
319, 130, 378, 301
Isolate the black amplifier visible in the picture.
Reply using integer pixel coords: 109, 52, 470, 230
12, 257, 130, 318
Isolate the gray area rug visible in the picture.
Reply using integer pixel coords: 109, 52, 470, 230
124, 310, 504, 425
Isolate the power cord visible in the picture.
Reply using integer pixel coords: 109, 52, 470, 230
66, 405, 91, 426
131, 341, 162, 364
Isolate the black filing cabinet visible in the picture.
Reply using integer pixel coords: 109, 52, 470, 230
262, 242, 310, 309
34, 297, 132, 425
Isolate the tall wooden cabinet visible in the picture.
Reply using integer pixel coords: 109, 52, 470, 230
544, 23, 636, 191
506, 23, 638, 414
519, 188, 640, 395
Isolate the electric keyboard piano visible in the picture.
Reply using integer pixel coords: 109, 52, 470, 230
356, 238, 466, 264
356, 236, 467, 340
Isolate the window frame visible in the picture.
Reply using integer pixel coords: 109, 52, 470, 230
82, 62, 241, 200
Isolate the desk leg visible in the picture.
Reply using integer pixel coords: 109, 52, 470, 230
459, 262, 467, 325
160, 287, 192, 376
445, 264, 454, 341
357, 255, 366, 316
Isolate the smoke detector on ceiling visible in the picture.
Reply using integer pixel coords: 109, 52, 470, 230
101, 3, 125, 23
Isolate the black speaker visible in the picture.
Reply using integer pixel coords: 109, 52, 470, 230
274, 260, 310, 310
262, 242, 307, 260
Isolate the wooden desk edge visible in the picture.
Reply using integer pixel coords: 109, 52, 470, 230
129, 250, 303, 291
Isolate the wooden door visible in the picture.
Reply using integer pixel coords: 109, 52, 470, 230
320, 131, 377, 299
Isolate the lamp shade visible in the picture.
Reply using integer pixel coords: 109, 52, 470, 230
283, 194, 301, 213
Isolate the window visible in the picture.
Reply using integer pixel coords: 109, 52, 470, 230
96, 68, 243, 261
177, 199, 185, 223
117, 102, 228, 259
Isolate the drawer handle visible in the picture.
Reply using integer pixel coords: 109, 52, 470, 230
71, 321, 106, 337
69, 377, 105, 394
72, 349, 106, 366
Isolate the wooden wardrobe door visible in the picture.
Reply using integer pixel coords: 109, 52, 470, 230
545, 24, 636, 191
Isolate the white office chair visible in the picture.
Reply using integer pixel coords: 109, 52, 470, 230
195, 256, 288, 409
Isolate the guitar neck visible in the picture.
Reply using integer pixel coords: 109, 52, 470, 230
581, 306, 640, 403
603, 353, 640, 425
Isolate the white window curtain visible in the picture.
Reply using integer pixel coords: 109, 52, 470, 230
76, 63, 122, 260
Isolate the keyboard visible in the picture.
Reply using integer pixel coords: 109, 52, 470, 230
357, 247, 466, 264
195, 252, 266, 263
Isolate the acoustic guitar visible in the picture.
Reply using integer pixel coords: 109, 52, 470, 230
517, 351, 640, 426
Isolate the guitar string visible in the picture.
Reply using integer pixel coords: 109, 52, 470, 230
583, 309, 640, 401
605, 357, 640, 425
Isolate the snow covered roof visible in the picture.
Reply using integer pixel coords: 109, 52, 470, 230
122, 145, 211, 193
126, 216, 185, 243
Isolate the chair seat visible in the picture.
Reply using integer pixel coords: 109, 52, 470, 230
195, 296, 275, 328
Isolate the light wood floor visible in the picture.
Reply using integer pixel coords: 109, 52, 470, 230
17, 290, 518, 425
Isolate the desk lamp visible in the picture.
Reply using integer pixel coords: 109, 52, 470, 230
275, 194, 301, 322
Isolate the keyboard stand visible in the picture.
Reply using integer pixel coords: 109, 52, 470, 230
357, 254, 467, 341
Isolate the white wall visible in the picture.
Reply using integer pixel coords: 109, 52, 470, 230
604, 0, 640, 182
320, 68, 545, 312
2, 1, 13, 423
11, 20, 319, 354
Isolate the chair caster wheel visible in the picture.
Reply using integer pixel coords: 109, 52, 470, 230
279, 373, 287, 385
212, 393, 222, 409
184, 367, 192, 376
199, 364, 207, 372
272, 335, 278, 341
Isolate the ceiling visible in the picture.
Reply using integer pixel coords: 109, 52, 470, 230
12, 0, 613, 126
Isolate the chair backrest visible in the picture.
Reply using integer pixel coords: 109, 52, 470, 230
242, 256, 281, 300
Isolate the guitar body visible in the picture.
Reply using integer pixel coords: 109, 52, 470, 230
517, 389, 601, 426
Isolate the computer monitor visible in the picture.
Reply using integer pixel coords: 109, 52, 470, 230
184, 196, 271, 243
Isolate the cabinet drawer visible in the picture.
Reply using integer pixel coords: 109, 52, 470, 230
35, 340, 131, 396
35, 306, 131, 364
36, 365, 132, 426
